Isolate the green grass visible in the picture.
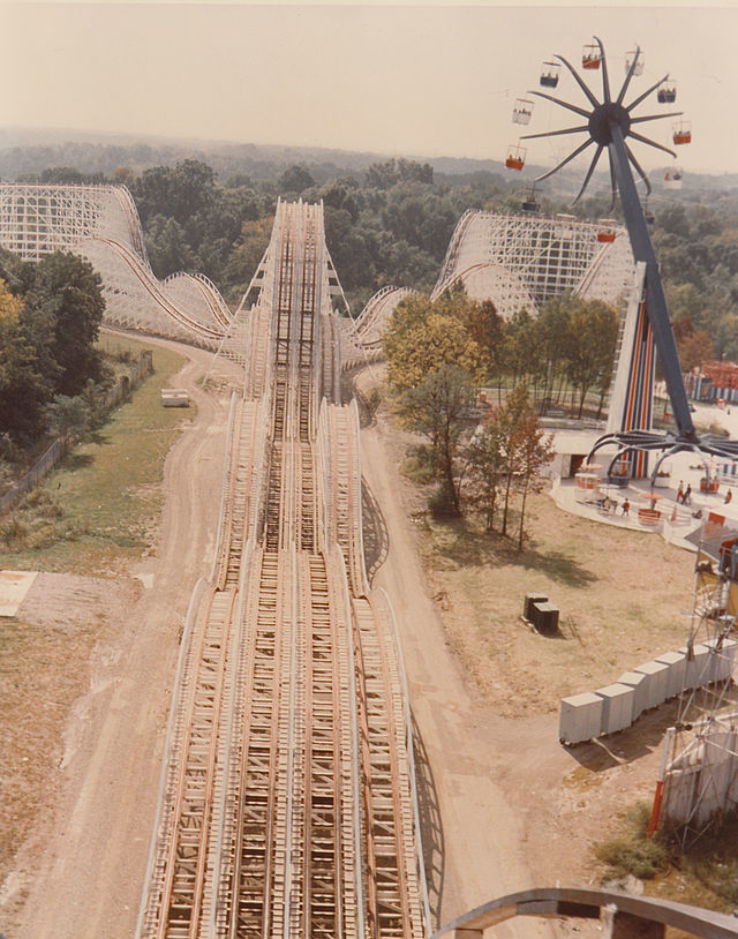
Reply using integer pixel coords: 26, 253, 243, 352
0, 339, 192, 574
596, 803, 738, 915
596, 803, 673, 880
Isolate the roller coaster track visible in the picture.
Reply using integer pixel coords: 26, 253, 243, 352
0, 183, 233, 350
137, 199, 428, 939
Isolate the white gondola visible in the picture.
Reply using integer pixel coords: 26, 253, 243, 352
625, 49, 645, 75
555, 213, 576, 238
522, 187, 539, 213
664, 167, 683, 190
512, 97, 534, 126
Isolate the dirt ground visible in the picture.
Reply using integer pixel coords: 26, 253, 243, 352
0, 340, 237, 939
0, 350, 722, 939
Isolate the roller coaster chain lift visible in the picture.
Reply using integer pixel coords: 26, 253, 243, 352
517, 36, 738, 480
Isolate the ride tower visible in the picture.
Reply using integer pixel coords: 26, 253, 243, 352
511, 37, 738, 480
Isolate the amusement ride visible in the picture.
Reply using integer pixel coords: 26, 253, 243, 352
508, 36, 738, 483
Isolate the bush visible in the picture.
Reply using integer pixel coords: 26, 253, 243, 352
428, 484, 461, 518
0, 515, 29, 547
595, 803, 672, 880
400, 444, 435, 485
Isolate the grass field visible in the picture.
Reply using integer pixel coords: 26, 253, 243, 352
0, 334, 190, 893
415, 492, 697, 717
0, 336, 191, 575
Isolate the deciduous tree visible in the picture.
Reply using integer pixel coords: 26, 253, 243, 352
400, 364, 474, 516
28, 252, 106, 397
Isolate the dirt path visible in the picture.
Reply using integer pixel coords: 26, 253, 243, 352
3, 341, 236, 939
357, 393, 556, 936
3, 348, 674, 939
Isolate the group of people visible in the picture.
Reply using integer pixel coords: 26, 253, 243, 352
599, 495, 630, 516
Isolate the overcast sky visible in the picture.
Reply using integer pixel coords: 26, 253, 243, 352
0, 2, 737, 176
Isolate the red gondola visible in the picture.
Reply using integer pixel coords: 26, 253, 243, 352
673, 120, 691, 145
512, 97, 534, 126
505, 143, 526, 171
582, 44, 601, 69
596, 218, 617, 243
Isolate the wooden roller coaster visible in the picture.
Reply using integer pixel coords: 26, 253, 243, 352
135, 199, 429, 939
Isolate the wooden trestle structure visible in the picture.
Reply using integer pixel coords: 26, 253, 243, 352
136, 199, 429, 939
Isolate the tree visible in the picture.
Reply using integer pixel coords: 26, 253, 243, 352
678, 329, 713, 373
535, 295, 575, 409
497, 383, 532, 536
465, 413, 508, 531
278, 164, 315, 194
145, 215, 194, 278
514, 408, 555, 549
42, 394, 92, 440
502, 308, 541, 393
466, 383, 552, 542
28, 252, 106, 397
0, 279, 51, 442
401, 364, 475, 516
565, 298, 619, 418
384, 286, 492, 393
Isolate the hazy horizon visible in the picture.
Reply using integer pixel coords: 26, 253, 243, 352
1, 3, 737, 176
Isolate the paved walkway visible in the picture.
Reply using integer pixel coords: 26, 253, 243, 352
551, 402, 738, 552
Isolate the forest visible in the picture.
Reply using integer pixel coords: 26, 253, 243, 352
10, 146, 738, 369
1, 139, 737, 454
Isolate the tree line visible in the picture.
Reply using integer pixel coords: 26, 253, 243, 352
383, 285, 619, 544
18, 157, 738, 363
0, 249, 107, 449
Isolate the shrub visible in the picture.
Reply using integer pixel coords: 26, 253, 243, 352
595, 803, 672, 880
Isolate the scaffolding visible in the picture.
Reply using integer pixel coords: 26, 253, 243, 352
657, 516, 738, 845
